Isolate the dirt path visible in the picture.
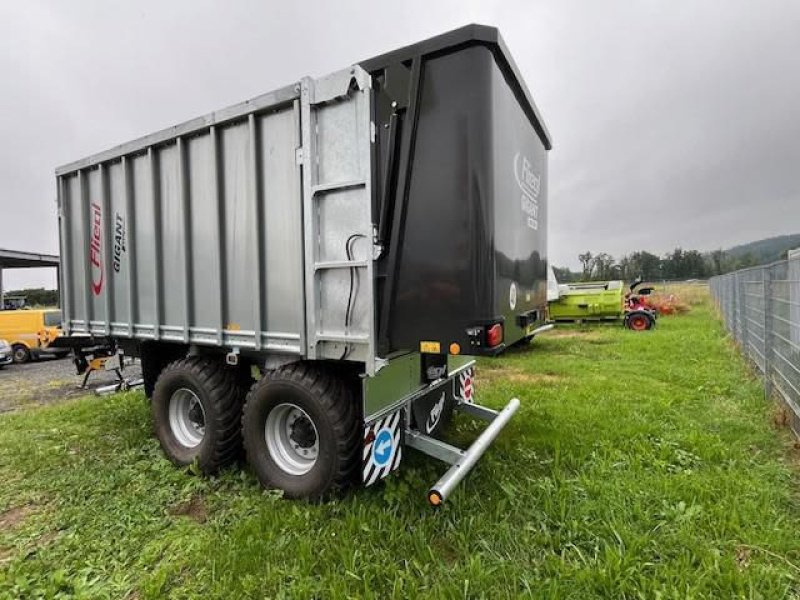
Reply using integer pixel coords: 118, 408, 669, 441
0, 356, 141, 412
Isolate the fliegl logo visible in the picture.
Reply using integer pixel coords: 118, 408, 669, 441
89, 202, 104, 296
425, 392, 446, 434
513, 152, 541, 231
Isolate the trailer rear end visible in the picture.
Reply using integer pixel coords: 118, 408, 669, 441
57, 25, 551, 504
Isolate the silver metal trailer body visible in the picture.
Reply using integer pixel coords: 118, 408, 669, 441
58, 67, 378, 373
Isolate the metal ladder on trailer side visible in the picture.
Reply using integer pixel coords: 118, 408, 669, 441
298, 68, 378, 375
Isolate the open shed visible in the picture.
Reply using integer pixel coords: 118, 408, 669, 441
0, 248, 60, 309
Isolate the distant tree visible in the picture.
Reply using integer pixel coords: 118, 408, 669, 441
732, 252, 759, 270
682, 250, 708, 278
566, 237, 797, 283
578, 252, 593, 279
661, 248, 681, 279
709, 248, 725, 275
624, 251, 661, 281
590, 253, 616, 280
617, 255, 632, 280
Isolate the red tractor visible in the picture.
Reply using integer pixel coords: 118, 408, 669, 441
623, 278, 657, 331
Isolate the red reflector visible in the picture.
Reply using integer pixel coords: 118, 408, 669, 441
487, 323, 503, 347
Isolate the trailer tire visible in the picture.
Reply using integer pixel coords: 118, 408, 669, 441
152, 357, 242, 474
242, 363, 359, 501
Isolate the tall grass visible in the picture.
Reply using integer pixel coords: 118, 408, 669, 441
658, 282, 711, 306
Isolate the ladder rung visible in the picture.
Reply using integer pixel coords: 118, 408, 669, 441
315, 260, 369, 270
312, 180, 366, 195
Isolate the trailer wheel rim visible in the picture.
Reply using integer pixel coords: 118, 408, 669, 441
168, 388, 206, 448
265, 403, 319, 476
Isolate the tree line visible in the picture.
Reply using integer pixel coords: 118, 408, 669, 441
554, 248, 768, 283
2, 288, 59, 307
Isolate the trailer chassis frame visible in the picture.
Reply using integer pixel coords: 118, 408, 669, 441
363, 356, 520, 505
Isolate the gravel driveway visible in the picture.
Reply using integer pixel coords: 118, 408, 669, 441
0, 355, 142, 413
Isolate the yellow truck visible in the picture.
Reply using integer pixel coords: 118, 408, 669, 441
0, 309, 69, 363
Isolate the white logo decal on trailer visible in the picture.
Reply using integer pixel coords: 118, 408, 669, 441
425, 392, 446, 434
513, 152, 541, 231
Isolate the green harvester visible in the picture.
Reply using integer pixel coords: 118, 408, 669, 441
548, 281, 626, 322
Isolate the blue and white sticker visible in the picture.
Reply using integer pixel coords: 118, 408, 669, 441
362, 410, 402, 486
372, 428, 394, 467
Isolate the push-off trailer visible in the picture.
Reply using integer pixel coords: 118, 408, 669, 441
56, 25, 551, 504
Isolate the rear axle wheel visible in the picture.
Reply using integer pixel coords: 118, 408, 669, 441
242, 363, 359, 501
152, 357, 243, 474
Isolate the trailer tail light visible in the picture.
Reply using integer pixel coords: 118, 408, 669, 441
487, 323, 503, 347
465, 321, 505, 353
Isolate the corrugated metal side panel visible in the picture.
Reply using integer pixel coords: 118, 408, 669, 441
64, 174, 86, 332
132, 152, 157, 334
108, 161, 129, 327
58, 95, 304, 354
221, 123, 254, 339
86, 167, 107, 327
186, 134, 219, 336
259, 109, 304, 344
158, 143, 184, 332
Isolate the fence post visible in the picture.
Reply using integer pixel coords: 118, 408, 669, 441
739, 272, 749, 354
731, 274, 738, 342
763, 265, 773, 400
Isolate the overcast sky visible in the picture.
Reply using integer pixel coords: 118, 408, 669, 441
1, 0, 799, 289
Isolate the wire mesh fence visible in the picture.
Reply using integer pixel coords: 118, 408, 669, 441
709, 251, 800, 436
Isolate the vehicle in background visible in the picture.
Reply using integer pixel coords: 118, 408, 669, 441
547, 275, 657, 331
549, 280, 627, 322
0, 309, 70, 363
2, 296, 27, 310
0, 339, 12, 368
623, 279, 657, 331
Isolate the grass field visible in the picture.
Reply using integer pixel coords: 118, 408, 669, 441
1, 299, 800, 598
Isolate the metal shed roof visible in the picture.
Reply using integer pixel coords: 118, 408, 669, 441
0, 248, 60, 269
